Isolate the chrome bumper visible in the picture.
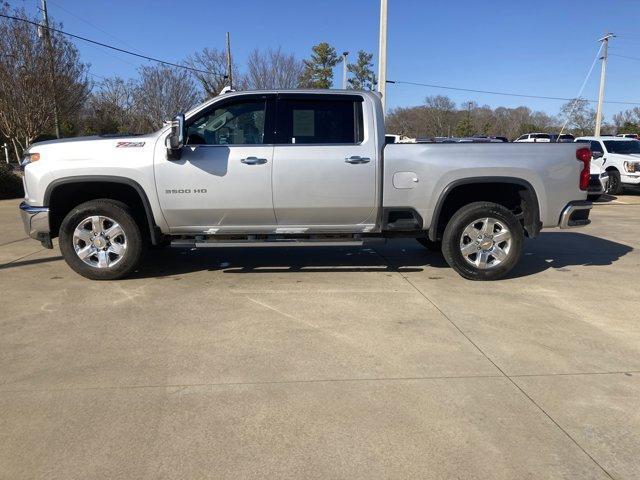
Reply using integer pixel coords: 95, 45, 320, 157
19, 201, 52, 247
588, 172, 609, 195
559, 201, 592, 229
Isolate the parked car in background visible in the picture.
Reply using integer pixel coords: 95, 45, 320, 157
616, 133, 638, 139
514, 133, 551, 142
575, 136, 640, 195
588, 162, 609, 201
550, 134, 575, 143
385, 134, 417, 144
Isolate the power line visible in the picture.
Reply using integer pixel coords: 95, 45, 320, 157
609, 53, 640, 62
385, 79, 640, 106
0, 13, 214, 76
47, 0, 137, 50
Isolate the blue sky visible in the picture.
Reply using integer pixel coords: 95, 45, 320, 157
16, 0, 640, 120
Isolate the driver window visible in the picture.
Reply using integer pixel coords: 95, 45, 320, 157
186, 100, 266, 145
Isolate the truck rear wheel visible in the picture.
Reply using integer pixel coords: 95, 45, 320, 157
442, 202, 524, 281
59, 199, 144, 280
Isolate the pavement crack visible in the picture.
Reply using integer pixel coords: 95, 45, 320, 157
373, 247, 617, 480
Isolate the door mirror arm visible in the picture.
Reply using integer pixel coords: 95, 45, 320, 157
592, 151, 603, 159
166, 113, 185, 161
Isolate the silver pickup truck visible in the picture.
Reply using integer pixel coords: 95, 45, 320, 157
20, 89, 592, 281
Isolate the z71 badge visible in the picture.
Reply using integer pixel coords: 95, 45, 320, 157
116, 141, 145, 148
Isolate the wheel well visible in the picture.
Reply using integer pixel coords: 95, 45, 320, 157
605, 166, 619, 172
430, 181, 539, 241
47, 181, 158, 243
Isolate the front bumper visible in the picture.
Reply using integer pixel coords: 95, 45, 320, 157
19, 202, 53, 248
559, 200, 592, 229
588, 172, 609, 195
621, 173, 640, 185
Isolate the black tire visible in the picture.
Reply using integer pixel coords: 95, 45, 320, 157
442, 202, 524, 281
606, 170, 623, 195
417, 237, 442, 252
59, 199, 144, 280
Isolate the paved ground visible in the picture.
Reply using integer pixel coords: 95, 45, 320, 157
1, 193, 639, 479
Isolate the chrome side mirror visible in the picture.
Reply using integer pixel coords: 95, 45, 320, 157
592, 151, 603, 159
166, 113, 185, 161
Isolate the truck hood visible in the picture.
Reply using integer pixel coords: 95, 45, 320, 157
26, 132, 163, 164
608, 153, 640, 161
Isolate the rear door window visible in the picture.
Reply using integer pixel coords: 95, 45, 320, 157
276, 97, 364, 144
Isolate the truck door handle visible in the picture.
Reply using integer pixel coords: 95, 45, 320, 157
241, 156, 267, 165
345, 156, 370, 164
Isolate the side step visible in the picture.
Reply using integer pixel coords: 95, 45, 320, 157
170, 235, 386, 248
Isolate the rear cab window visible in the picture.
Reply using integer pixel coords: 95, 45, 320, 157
276, 96, 364, 145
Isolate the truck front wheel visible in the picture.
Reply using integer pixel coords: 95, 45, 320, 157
606, 170, 623, 196
59, 199, 144, 280
442, 202, 524, 281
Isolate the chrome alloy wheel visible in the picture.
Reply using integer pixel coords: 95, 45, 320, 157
459, 217, 512, 270
73, 215, 127, 268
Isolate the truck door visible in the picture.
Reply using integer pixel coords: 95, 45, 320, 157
272, 94, 377, 230
155, 94, 277, 232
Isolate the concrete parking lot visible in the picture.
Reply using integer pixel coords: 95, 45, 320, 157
1, 194, 639, 479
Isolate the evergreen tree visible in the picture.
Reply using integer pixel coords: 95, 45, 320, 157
299, 42, 339, 89
347, 51, 377, 90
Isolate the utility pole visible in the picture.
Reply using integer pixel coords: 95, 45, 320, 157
226, 32, 233, 89
342, 51, 349, 89
377, 0, 388, 112
39, 0, 60, 138
595, 32, 614, 137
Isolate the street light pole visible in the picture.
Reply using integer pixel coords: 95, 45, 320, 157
342, 51, 349, 89
595, 32, 614, 137
40, 0, 60, 139
377, 0, 388, 112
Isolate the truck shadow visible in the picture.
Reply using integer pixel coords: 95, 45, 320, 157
133, 232, 632, 280
506, 231, 633, 279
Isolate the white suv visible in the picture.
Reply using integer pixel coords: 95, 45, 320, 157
575, 136, 640, 195
514, 133, 551, 143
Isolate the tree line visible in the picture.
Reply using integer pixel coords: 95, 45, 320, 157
0, 7, 377, 162
2, 5, 640, 165
386, 96, 637, 140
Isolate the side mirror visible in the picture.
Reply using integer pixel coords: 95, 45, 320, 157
166, 113, 185, 160
592, 151, 603, 159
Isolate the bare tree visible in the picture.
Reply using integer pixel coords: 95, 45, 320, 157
133, 65, 200, 131
560, 98, 596, 136
83, 77, 140, 134
184, 47, 240, 98
0, 7, 89, 158
245, 47, 303, 89
386, 95, 559, 139
424, 95, 456, 136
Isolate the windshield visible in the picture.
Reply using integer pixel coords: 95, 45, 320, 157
603, 140, 640, 154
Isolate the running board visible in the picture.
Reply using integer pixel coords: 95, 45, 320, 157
170, 235, 385, 248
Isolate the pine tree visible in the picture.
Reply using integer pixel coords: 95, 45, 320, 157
347, 51, 377, 90
299, 43, 339, 89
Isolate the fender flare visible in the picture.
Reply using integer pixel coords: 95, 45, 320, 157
428, 176, 541, 241
44, 175, 162, 244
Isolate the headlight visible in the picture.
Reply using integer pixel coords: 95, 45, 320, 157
20, 152, 40, 169
623, 161, 639, 173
